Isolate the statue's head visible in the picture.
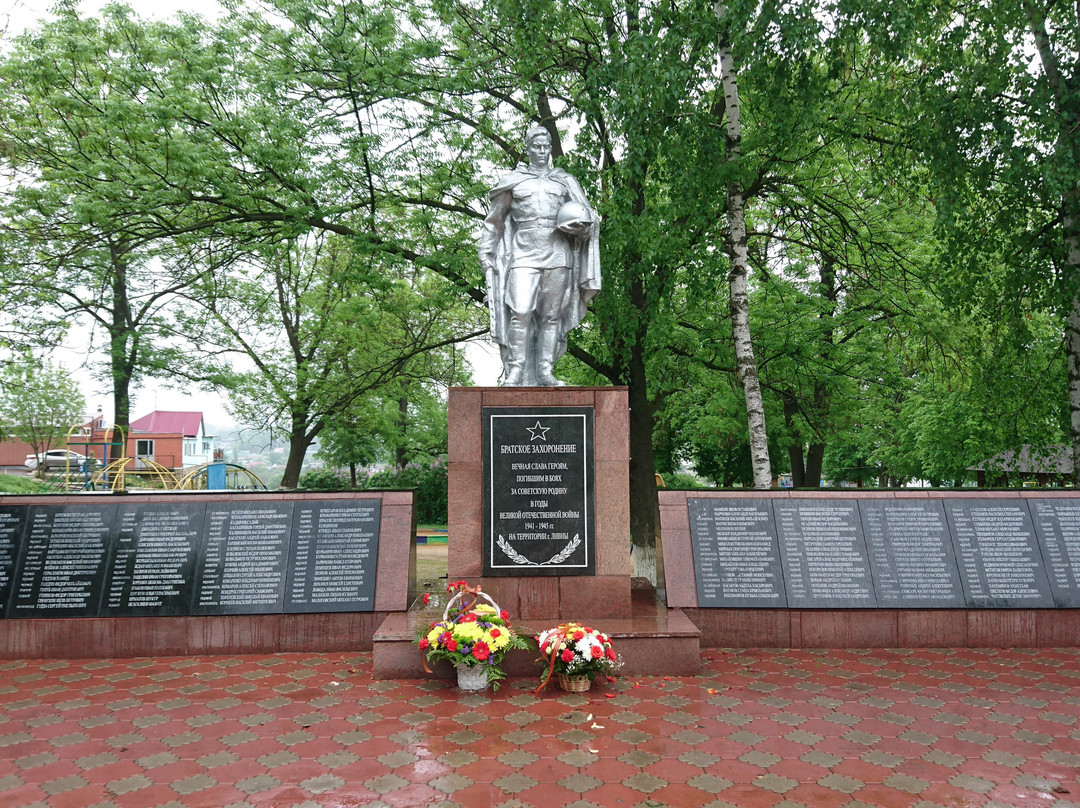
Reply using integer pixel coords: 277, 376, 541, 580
525, 126, 552, 167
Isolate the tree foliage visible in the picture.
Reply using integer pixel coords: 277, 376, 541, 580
0, 353, 86, 477
0, 4, 240, 426
844, 0, 1078, 479
2, 0, 1076, 539
179, 232, 480, 487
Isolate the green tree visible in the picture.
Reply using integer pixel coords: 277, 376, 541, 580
313, 400, 394, 487
847, 0, 1080, 479
0, 5, 240, 428
315, 374, 463, 485
0, 353, 86, 477
181, 233, 481, 488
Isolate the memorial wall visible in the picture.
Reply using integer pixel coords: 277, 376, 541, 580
0, 496, 384, 619
681, 496, 1079, 609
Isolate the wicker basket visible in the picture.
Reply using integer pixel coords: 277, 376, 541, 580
456, 663, 488, 691
444, 588, 503, 691
557, 673, 592, 693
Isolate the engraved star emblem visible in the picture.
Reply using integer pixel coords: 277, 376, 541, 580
526, 421, 550, 441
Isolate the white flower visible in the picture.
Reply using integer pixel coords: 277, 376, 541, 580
575, 636, 600, 657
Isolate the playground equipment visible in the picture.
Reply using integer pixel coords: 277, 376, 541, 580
41, 424, 130, 492
86, 457, 180, 492
45, 424, 265, 492
178, 463, 267, 490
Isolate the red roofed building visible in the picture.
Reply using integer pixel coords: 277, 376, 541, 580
126, 410, 217, 471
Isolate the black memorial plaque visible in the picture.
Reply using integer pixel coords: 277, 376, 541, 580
193, 502, 294, 615
860, 500, 965, 608
774, 499, 877, 608
8, 505, 118, 617
483, 407, 594, 576
1025, 499, 1080, 607
0, 505, 28, 617
101, 502, 206, 616
285, 500, 381, 613
945, 500, 1054, 608
687, 498, 786, 607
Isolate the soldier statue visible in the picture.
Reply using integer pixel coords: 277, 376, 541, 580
479, 126, 600, 386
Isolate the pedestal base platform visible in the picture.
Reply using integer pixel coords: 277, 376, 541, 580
373, 579, 700, 680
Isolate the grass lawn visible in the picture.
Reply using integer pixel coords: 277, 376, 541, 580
0, 474, 48, 494
416, 542, 448, 589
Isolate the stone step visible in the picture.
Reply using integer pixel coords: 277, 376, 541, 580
373, 580, 700, 680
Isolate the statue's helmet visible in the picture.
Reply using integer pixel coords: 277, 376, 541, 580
556, 201, 592, 234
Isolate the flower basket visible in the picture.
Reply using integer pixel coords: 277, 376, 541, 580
535, 622, 621, 695
416, 581, 530, 692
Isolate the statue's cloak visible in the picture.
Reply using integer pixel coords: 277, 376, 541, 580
479, 165, 601, 370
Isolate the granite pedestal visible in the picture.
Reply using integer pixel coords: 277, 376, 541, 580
446, 386, 631, 618
373, 386, 700, 678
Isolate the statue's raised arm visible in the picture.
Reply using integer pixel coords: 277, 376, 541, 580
480, 126, 600, 387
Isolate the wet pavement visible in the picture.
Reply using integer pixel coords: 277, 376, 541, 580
1, 648, 1078, 807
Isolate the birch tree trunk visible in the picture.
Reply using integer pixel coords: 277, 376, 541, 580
716, 4, 772, 489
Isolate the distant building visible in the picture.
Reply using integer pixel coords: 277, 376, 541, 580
0, 408, 217, 473
0, 406, 105, 468
126, 411, 216, 471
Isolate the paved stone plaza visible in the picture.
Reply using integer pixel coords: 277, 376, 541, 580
1, 648, 1078, 807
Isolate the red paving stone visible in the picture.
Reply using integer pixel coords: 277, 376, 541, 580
0, 648, 1078, 807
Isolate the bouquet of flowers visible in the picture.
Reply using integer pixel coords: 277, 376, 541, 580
535, 622, 620, 693
417, 581, 529, 691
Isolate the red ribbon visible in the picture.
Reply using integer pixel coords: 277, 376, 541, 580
535, 624, 575, 696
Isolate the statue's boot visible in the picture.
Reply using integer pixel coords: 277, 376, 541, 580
535, 329, 566, 387
502, 315, 529, 386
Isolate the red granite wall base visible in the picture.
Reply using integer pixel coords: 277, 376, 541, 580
0, 612, 387, 659
683, 608, 1080, 648
448, 387, 632, 619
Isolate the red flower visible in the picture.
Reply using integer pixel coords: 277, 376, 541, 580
472, 641, 491, 661
419, 638, 430, 650
606, 648, 617, 661
446, 639, 458, 653
572, 630, 585, 641
541, 641, 550, 654
439, 631, 453, 646
422, 593, 431, 605
459, 612, 478, 623
490, 628, 501, 639
500, 610, 510, 621
590, 646, 603, 659
561, 649, 574, 663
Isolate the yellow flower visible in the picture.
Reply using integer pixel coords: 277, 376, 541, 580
454, 623, 484, 643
